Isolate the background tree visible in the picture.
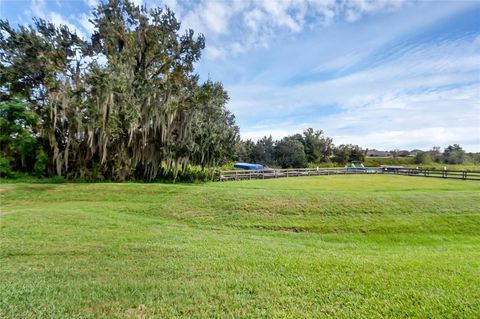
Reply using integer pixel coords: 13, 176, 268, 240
252, 136, 274, 165
302, 128, 333, 163
428, 146, 442, 163
443, 144, 468, 164
1, 18, 88, 176
349, 145, 365, 162
190, 81, 239, 168
333, 144, 364, 165
0, 97, 39, 174
234, 139, 255, 163
274, 137, 307, 168
468, 152, 480, 164
414, 151, 432, 164
332, 145, 350, 165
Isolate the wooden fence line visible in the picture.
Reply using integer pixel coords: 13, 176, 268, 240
382, 167, 480, 180
218, 167, 480, 181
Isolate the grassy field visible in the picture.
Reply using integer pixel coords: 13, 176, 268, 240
1, 175, 479, 318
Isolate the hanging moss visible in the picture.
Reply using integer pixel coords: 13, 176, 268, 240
0, 0, 238, 181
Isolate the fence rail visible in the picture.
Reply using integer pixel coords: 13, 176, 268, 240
219, 168, 376, 181
382, 167, 480, 180
218, 167, 480, 181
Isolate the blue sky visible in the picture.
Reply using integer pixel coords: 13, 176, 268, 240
1, 0, 479, 151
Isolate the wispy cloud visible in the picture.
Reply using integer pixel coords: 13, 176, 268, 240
78, 13, 95, 34
170, 0, 416, 60
226, 28, 480, 150
25, 0, 87, 38
83, 0, 99, 8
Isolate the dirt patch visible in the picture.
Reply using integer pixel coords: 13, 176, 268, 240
125, 304, 148, 318
252, 224, 309, 233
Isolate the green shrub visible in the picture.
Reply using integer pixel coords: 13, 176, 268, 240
0, 156, 13, 178
33, 150, 48, 178
414, 151, 433, 164
156, 165, 217, 183
176, 166, 218, 182
274, 139, 307, 168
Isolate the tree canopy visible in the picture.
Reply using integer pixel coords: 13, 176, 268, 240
0, 0, 238, 180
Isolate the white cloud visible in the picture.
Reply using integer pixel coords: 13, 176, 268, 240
166, 0, 416, 61
161, 0, 182, 16
244, 8, 265, 32
260, 0, 303, 32
205, 45, 227, 60
231, 31, 479, 113
29, 0, 46, 18
202, 1, 233, 34
26, 0, 87, 38
78, 13, 95, 34
181, 0, 236, 36
241, 85, 480, 150
84, 0, 99, 8
344, 0, 412, 22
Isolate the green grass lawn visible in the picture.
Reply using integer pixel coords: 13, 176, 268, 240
1, 175, 479, 318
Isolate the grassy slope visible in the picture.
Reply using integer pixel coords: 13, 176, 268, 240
1, 175, 479, 318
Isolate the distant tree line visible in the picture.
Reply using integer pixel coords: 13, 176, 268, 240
414, 145, 480, 165
234, 130, 479, 169
0, 0, 238, 180
234, 128, 365, 168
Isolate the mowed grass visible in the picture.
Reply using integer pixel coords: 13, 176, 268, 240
1, 175, 479, 318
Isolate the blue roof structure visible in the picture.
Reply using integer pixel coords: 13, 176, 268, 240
234, 163, 264, 170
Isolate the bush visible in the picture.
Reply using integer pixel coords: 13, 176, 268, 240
179, 166, 217, 182
274, 139, 307, 168
444, 150, 468, 164
414, 151, 432, 164
158, 165, 217, 183
0, 156, 13, 178
33, 150, 48, 178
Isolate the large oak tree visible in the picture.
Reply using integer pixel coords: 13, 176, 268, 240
0, 0, 238, 180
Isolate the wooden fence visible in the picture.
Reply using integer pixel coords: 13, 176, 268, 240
381, 167, 480, 180
219, 168, 377, 181
218, 167, 480, 181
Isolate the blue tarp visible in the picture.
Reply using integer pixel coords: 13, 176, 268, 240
234, 163, 264, 170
